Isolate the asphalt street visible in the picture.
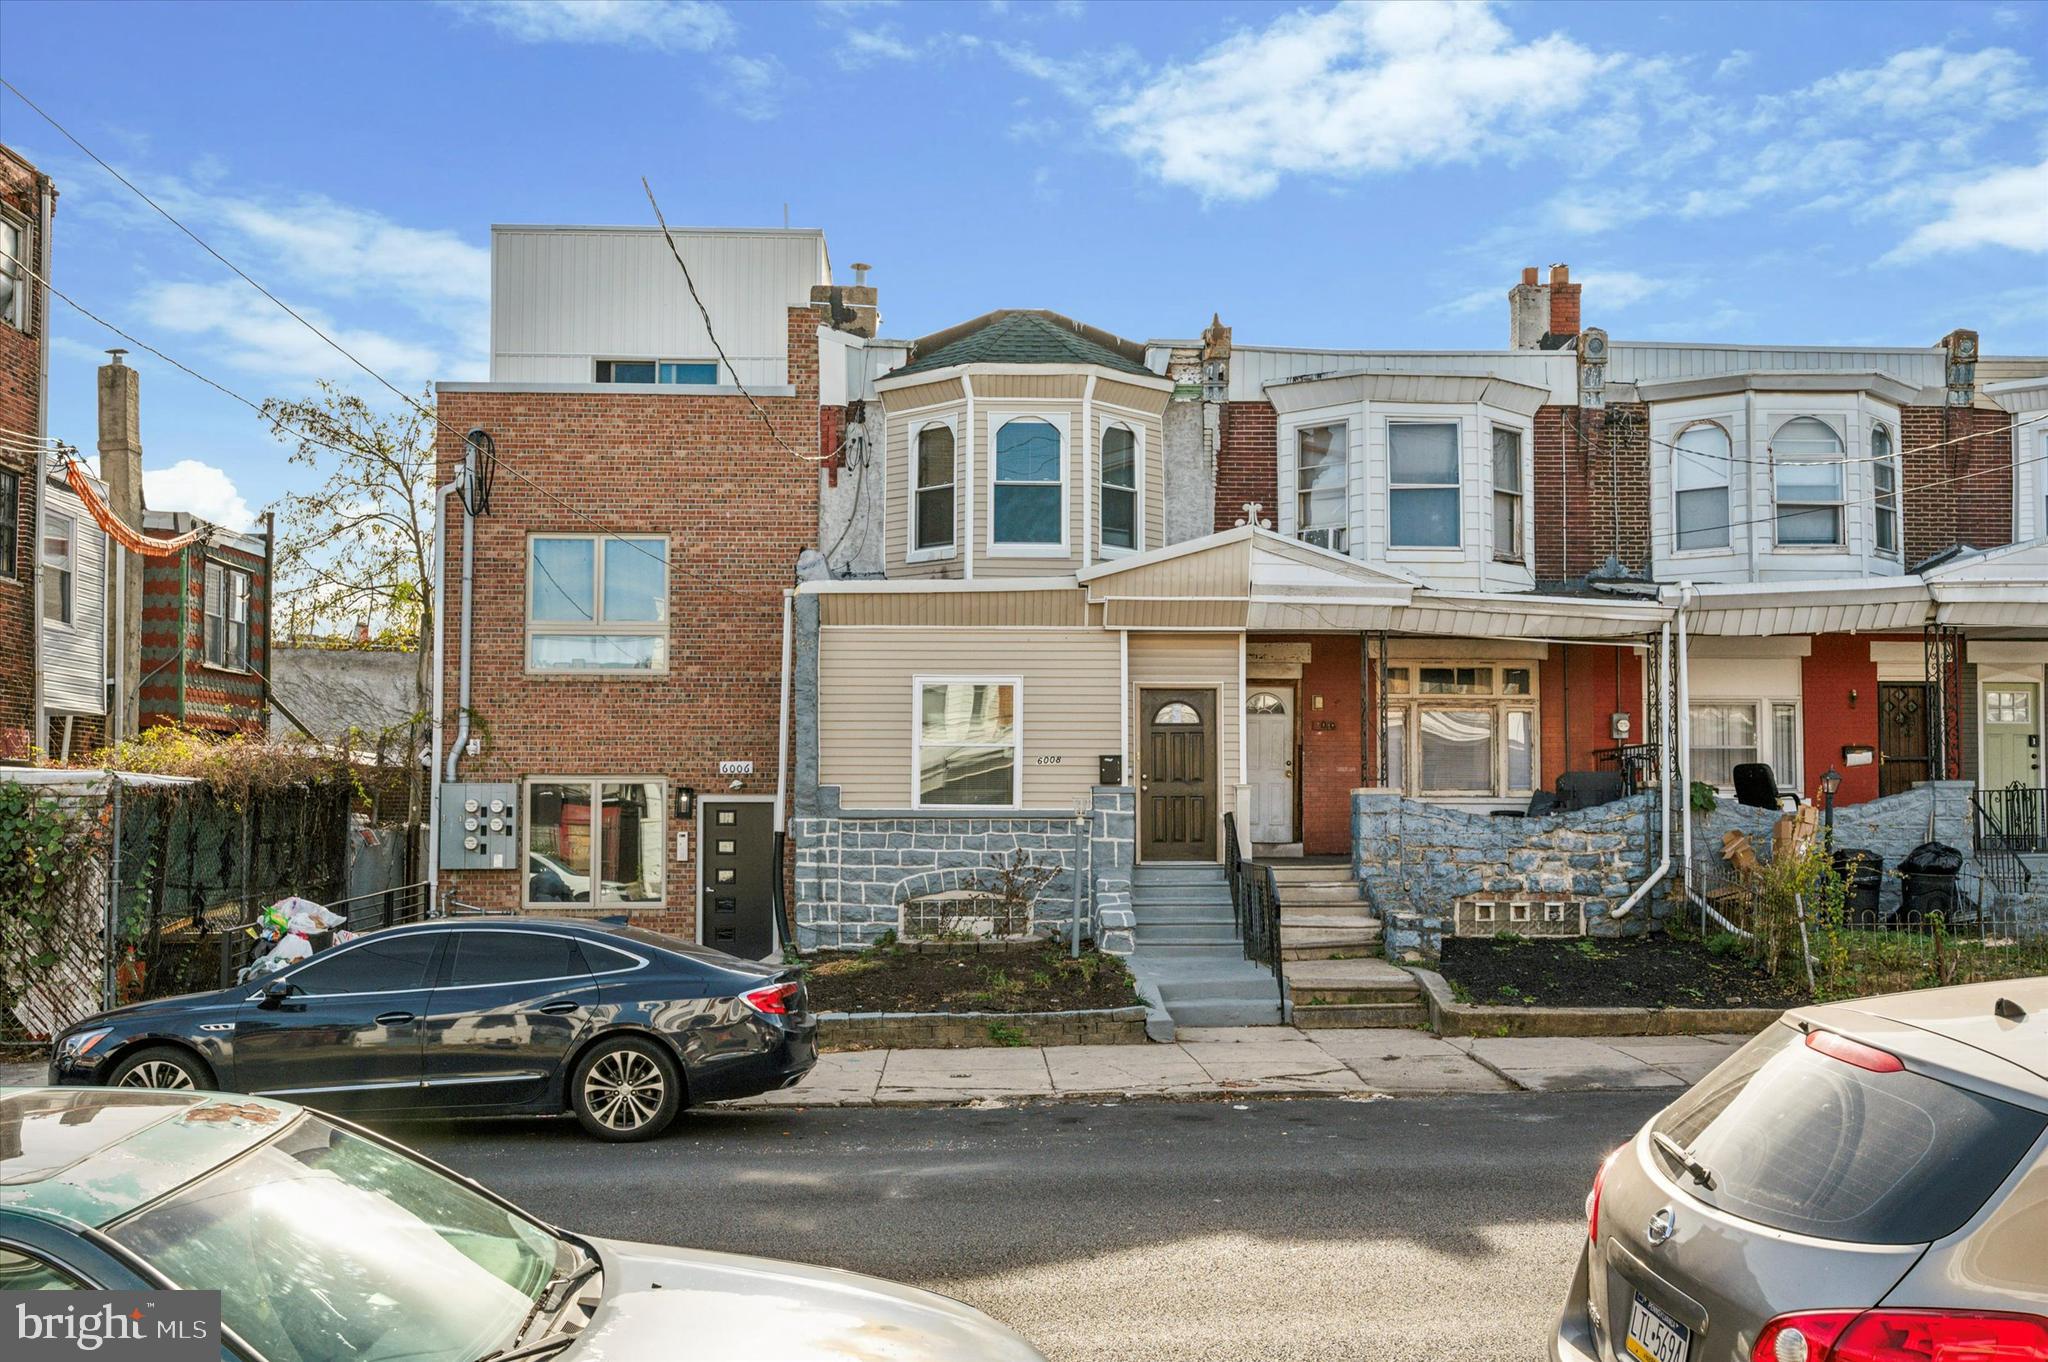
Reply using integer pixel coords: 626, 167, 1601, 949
381, 1090, 1670, 1361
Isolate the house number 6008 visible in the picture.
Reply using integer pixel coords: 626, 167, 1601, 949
1035, 756, 1062, 765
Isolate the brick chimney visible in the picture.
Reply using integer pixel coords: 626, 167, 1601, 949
810, 261, 879, 339
1509, 266, 1549, 349
96, 349, 143, 739
1548, 264, 1581, 341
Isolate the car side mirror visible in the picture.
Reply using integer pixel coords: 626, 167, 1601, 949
258, 980, 293, 1010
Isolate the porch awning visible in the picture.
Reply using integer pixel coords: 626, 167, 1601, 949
1387, 591, 1668, 640
1923, 540, 2048, 632
1084, 526, 1413, 630
1675, 579, 1931, 636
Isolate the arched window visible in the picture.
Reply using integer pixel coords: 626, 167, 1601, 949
1872, 423, 1899, 557
1772, 417, 1845, 547
993, 417, 1062, 548
1101, 423, 1137, 551
1245, 692, 1286, 715
1674, 423, 1732, 551
914, 423, 955, 553
1152, 701, 1200, 725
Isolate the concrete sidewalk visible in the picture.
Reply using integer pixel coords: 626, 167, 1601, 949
0, 1030, 1748, 1106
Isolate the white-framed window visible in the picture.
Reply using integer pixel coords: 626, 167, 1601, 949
40, 510, 73, 626
594, 359, 720, 385
524, 777, 664, 908
1673, 422, 1732, 552
202, 561, 251, 668
0, 211, 25, 331
1772, 417, 1845, 547
913, 676, 1021, 808
1296, 423, 1348, 552
1689, 700, 1800, 793
990, 415, 1064, 552
526, 533, 668, 672
1872, 422, 1899, 558
1491, 425, 1523, 562
1389, 421, 1461, 549
1100, 421, 1138, 553
912, 420, 956, 555
1381, 664, 1537, 798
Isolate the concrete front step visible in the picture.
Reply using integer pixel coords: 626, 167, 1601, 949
1274, 883, 1368, 907
1264, 862, 1354, 885
1134, 922, 1241, 946
1132, 906, 1236, 927
1285, 958, 1420, 1009
1132, 891, 1234, 911
1131, 864, 1229, 887
1293, 1002, 1431, 1028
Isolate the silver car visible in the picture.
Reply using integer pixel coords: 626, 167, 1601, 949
1550, 978, 2048, 1362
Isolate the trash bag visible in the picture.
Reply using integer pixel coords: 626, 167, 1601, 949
239, 934, 313, 983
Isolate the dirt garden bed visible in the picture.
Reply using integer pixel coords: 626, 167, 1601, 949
1439, 932, 1808, 1010
804, 939, 1141, 1014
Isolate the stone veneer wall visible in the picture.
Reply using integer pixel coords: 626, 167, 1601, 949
1691, 780, 1977, 915
1353, 789, 1662, 952
792, 784, 1137, 952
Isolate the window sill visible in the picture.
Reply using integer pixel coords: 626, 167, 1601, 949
985, 545, 1071, 559
906, 547, 957, 564
523, 668, 672, 679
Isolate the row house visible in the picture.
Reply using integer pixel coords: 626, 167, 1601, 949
0, 143, 57, 760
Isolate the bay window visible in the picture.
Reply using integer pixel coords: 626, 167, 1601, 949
525, 778, 664, 907
1872, 423, 1899, 557
1491, 426, 1523, 562
1772, 417, 1845, 546
1100, 422, 1137, 552
914, 677, 1020, 807
1380, 664, 1537, 799
913, 422, 955, 553
1389, 422, 1460, 548
1674, 423, 1732, 551
526, 534, 668, 672
1295, 423, 1348, 552
991, 417, 1062, 550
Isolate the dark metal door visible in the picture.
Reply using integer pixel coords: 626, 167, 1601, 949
1140, 689, 1217, 862
1878, 682, 1930, 798
702, 800, 776, 958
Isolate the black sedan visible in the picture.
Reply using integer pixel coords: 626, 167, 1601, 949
47, 918, 816, 1141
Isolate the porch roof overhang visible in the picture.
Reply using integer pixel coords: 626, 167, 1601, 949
1923, 540, 2048, 631
1263, 369, 1553, 418
1387, 591, 1669, 641
1081, 525, 1416, 630
1669, 578, 1931, 636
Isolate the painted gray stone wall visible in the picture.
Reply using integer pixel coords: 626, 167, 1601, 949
792, 785, 1137, 951
818, 406, 886, 578
1352, 790, 1661, 942
1162, 394, 1216, 546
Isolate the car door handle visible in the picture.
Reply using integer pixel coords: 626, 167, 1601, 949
536, 1000, 580, 1015
374, 1011, 416, 1026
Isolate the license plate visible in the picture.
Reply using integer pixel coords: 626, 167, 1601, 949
1625, 1292, 1691, 1362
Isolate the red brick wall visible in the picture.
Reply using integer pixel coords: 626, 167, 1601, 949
1255, 634, 1361, 856
1800, 633, 1887, 808
1900, 405, 2013, 564
1532, 403, 1650, 583
0, 148, 48, 756
1539, 643, 1644, 781
435, 307, 820, 936
138, 541, 270, 736
1214, 401, 1277, 533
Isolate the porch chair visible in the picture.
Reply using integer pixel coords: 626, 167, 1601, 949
1730, 763, 1783, 812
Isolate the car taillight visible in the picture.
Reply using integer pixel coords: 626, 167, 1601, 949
1754, 1310, 2048, 1362
1804, 1029, 1905, 1073
1586, 1147, 1621, 1244
741, 981, 799, 1017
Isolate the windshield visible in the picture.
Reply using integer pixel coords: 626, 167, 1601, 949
106, 1114, 560, 1362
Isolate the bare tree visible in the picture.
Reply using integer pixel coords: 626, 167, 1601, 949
261, 383, 434, 826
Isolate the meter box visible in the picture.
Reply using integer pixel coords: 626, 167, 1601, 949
440, 782, 518, 870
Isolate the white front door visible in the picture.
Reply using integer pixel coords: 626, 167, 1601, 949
1983, 681, 2041, 790
1246, 687, 1294, 844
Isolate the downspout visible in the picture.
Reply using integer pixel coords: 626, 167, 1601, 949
1611, 620, 1673, 920
442, 437, 479, 783
773, 588, 793, 832
1081, 372, 1097, 571
425, 472, 463, 906
1676, 583, 1695, 890
29, 173, 52, 754
961, 374, 975, 581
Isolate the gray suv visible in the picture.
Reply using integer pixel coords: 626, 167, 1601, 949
1551, 978, 2048, 1361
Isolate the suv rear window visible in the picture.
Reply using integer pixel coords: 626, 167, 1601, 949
1652, 1021, 2045, 1244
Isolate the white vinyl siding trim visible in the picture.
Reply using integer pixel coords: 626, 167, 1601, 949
909, 416, 958, 562
1098, 417, 1141, 557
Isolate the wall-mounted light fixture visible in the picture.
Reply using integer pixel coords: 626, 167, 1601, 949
674, 786, 697, 819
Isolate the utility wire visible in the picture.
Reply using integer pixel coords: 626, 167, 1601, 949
1645, 412, 2046, 470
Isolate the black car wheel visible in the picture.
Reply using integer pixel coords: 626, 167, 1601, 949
571, 1036, 681, 1142
107, 1045, 214, 1092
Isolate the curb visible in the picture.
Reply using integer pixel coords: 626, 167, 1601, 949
1407, 967, 1783, 1039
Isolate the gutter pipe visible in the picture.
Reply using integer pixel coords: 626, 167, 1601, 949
1611, 619, 1673, 920
1675, 583, 1695, 892
425, 470, 464, 906
442, 435, 480, 783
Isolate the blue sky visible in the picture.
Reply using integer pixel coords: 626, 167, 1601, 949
1, 0, 2042, 529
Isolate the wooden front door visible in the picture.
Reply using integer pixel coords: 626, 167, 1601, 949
1140, 689, 1217, 861
1982, 682, 2041, 790
1877, 682, 1931, 798
1246, 686, 1295, 844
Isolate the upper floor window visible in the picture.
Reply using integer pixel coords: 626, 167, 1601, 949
595, 359, 719, 385
1674, 423, 1732, 552
527, 533, 668, 671
0, 213, 24, 330
42, 511, 74, 626
203, 562, 251, 669
1872, 423, 1899, 557
1389, 422, 1460, 549
992, 417, 1062, 549
0, 469, 18, 578
1100, 423, 1137, 552
1491, 426, 1523, 562
914, 422, 955, 554
1772, 417, 1845, 547
1296, 424, 1347, 552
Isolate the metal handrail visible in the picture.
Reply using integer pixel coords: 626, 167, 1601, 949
1971, 791, 2035, 899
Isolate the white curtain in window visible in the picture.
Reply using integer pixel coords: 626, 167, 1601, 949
1772, 417, 1845, 546
1690, 703, 1759, 788
1296, 424, 1346, 549
1420, 709, 1493, 791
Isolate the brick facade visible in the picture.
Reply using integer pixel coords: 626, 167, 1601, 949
435, 306, 822, 937
0, 146, 50, 758
1900, 404, 2013, 564
1213, 400, 1277, 532
1531, 402, 1651, 584
138, 536, 272, 736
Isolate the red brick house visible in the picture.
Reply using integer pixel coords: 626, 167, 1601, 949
135, 512, 272, 737
0, 144, 54, 760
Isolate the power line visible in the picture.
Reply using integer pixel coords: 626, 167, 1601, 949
1644, 411, 2047, 471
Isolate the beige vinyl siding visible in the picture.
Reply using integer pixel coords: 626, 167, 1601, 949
882, 399, 967, 579
1129, 632, 1243, 857
1094, 380, 1170, 415
1093, 398, 1165, 558
974, 373, 1087, 400
980, 399, 1086, 577
883, 378, 967, 409
820, 588, 1090, 627
818, 627, 1121, 809
1097, 537, 1252, 600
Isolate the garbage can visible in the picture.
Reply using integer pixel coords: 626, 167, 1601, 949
1894, 841, 1964, 926
1831, 847, 1883, 927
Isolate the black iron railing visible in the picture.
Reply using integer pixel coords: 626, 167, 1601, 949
1223, 812, 1284, 1001
1972, 790, 2038, 903
1976, 786, 2046, 856
1594, 742, 1661, 795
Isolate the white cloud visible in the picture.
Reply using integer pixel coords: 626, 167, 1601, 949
720, 54, 786, 121
441, 0, 732, 52
146, 459, 256, 531
213, 199, 488, 305
1431, 268, 1674, 318
139, 280, 446, 388
1713, 50, 1752, 80
1078, 1, 1613, 200
1889, 158, 2048, 260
